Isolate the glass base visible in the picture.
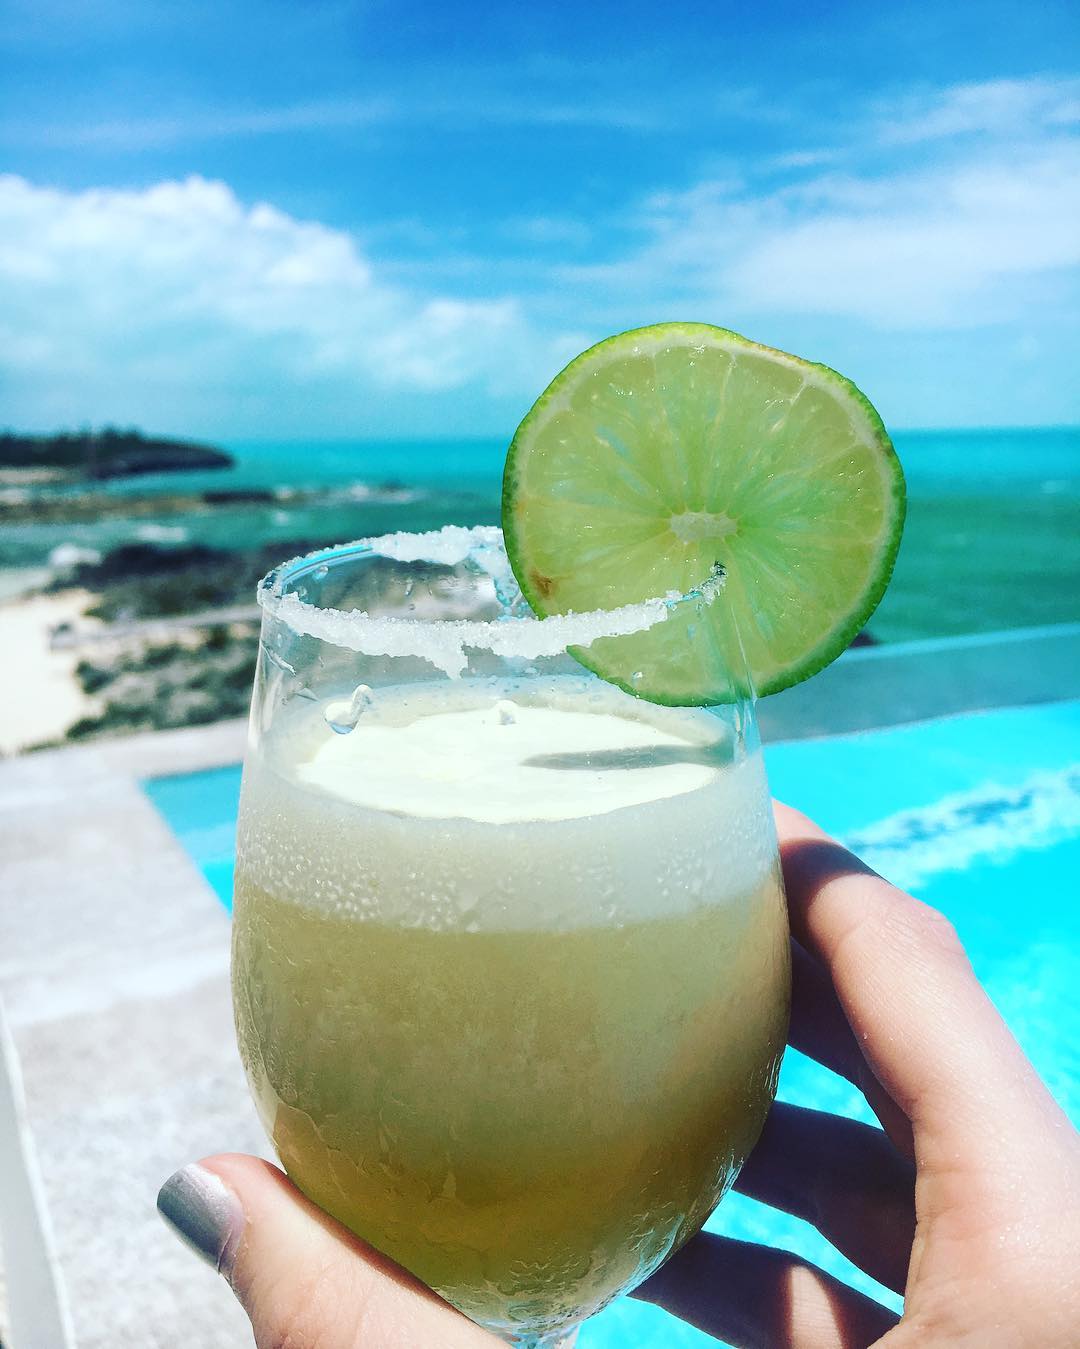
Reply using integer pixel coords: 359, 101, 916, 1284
509, 1331, 579, 1349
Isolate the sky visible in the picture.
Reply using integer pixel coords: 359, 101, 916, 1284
1, 0, 1078, 440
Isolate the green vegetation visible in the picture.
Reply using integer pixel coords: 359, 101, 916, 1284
56, 541, 317, 621
68, 627, 260, 741
30, 534, 474, 750
0, 426, 233, 479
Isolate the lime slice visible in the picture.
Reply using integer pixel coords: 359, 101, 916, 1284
502, 322, 905, 705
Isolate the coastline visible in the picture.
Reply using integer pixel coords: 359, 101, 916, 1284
0, 429, 233, 481
0, 590, 103, 755
0, 447, 504, 753
1, 427, 1077, 756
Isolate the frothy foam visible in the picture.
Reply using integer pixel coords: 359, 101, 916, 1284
237, 680, 776, 932
298, 692, 719, 824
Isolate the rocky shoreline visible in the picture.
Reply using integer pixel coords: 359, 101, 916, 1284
3, 539, 310, 753
1, 516, 475, 753
0, 428, 233, 481
0, 444, 505, 753
0, 480, 416, 524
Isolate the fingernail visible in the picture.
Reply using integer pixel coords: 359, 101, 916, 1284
157, 1163, 244, 1273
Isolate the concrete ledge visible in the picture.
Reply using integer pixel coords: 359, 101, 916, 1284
760, 623, 1080, 741
0, 720, 261, 1349
0, 997, 74, 1347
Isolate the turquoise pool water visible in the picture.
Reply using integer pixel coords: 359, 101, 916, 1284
144, 698, 1080, 1346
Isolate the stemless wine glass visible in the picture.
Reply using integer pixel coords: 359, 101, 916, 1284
231, 526, 790, 1348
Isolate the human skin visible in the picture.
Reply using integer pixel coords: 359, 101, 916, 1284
158, 802, 1080, 1348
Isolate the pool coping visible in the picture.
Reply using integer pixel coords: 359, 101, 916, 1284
0, 717, 262, 1349
0, 622, 1078, 1347
758, 621, 1080, 741
0, 997, 75, 1347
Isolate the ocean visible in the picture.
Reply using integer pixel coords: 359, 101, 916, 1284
2, 427, 1078, 641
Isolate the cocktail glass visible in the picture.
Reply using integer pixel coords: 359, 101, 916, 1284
232, 526, 790, 1348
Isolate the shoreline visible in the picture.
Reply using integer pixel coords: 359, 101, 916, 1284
0, 590, 103, 755
0, 583, 263, 756
1, 426, 1079, 755
0, 429, 233, 481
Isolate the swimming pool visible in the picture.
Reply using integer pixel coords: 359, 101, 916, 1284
144, 697, 1080, 1347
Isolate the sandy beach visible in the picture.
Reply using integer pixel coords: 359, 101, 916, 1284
0, 591, 102, 756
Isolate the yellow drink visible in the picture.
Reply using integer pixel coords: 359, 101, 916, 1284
232, 681, 789, 1341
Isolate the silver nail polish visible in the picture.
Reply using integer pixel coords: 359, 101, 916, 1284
157, 1164, 244, 1273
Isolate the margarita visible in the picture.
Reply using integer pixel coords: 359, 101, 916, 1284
233, 675, 789, 1342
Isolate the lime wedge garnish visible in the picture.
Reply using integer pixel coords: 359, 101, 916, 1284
502, 322, 905, 705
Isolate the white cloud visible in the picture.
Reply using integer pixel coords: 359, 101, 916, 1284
878, 76, 1080, 144
731, 147, 1080, 326
539, 88, 1080, 426
766, 148, 844, 171
501, 216, 593, 247
17, 98, 393, 150
2, 89, 666, 152
2, 70, 1079, 437
0, 174, 559, 434
563, 139, 1080, 330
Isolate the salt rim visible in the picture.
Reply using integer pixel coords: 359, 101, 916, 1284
258, 525, 723, 678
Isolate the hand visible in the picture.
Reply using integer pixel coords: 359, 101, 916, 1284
636, 803, 1080, 1346
157, 804, 1080, 1348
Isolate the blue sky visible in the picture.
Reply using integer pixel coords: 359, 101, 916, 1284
1, 0, 1078, 439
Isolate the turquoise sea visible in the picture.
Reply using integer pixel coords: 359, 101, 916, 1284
3, 426, 1078, 642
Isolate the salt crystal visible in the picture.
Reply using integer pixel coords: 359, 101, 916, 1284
260, 526, 725, 679
366, 525, 503, 567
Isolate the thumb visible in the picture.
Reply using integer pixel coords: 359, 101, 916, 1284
157, 1154, 498, 1349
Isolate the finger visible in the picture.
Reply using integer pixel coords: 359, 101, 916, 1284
635, 1231, 898, 1349
158, 1155, 497, 1349
773, 802, 1059, 1173
790, 941, 914, 1157
789, 939, 862, 1085
734, 1102, 915, 1294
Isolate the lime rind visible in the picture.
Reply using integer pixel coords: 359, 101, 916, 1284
503, 322, 905, 706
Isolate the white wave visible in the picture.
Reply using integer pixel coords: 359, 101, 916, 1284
134, 523, 189, 543
47, 543, 101, 569
845, 765, 1080, 891
330, 482, 421, 505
